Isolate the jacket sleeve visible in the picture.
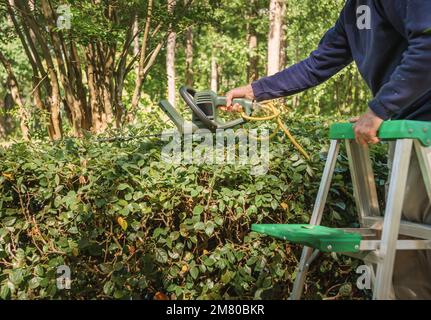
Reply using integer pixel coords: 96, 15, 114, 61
251, 14, 353, 101
368, 0, 431, 120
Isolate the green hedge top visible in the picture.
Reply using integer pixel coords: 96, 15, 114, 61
0, 116, 386, 300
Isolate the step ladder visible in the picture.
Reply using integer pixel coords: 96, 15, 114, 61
252, 120, 431, 300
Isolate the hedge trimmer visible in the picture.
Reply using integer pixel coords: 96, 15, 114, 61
101, 85, 309, 160
158, 86, 310, 160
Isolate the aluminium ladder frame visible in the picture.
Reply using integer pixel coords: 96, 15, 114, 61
290, 138, 431, 300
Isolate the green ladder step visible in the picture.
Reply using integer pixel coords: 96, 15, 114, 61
251, 224, 362, 253
329, 120, 431, 147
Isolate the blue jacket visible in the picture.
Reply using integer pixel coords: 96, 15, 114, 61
251, 0, 431, 121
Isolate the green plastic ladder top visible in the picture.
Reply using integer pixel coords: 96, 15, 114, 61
251, 224, 362, 253
329, 120, 431, 147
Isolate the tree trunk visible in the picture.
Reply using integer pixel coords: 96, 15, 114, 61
86, 46, 103, 133
185, 26, 194, 87
40, 0, 85, 137
114, 15, 136, 126
0, 52, 30, 141
6, 0, 172, 137
0, 93, 14, 139
133, 15, 140, 77
6, 0, 63, 139
130, 0, 154, 115
247, 31, 258, 82
70, 42, 92, 131
247, 32, 259, 82
0, 97, 6, 140
246, 0, 259, 83
279, 1, 287, 70
100, 44, 115, 129
211, 54, 218, 92
14, 0, 67, 139
267, 0, 285, 76
166, 0, 177, 107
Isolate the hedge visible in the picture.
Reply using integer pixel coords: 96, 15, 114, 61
0, 115, 388, 300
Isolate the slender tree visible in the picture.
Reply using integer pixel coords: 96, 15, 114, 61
130, 0, 162, 118
166, 0, 177, 107
279, 1, 287, 70
211, 53, 218, 92
0, 51, 30, 140
267, 0, 286, 76
246, 0, 259, 82
185, 26, 194, 87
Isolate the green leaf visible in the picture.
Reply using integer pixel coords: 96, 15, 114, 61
169, 231, 180, 241
205, 222, 215, 236
193, 205, 204, 216
0, 284, 10, 300
194, 222, 205, 231
117, 183, 129, 191
190, 267, 199, 280
190, 189, 200, 197
169, 265, 180, 277
221, 270, 234, 284
332, 210, 342, 221
335, 202, 346, 211
204, 257, 216, 266
155, 248, 168, 264
9, 269, 24, 285
153, 228, 166, 238
214, 216, 223, 226
55, 174, 60, 186
28, 277, 41, 289
3, 217, 16, 227
338, 283, 353, 297
103, 281, 115, 295
113, 290, 124, 299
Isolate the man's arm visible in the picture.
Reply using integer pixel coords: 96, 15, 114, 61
225, 14, 352, 109
353, 0, 431, 146
368, 0, 431, 120
251, 17, 353, 101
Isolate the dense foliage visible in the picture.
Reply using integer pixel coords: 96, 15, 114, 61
0, 114, 388, 299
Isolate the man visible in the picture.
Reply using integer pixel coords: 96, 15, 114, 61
224, 0, 431, 299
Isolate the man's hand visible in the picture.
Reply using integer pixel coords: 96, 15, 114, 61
220, 85, 255, 112
350, 108, 384, 145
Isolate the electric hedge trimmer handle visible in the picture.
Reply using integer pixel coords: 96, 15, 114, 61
179, 86, 218, 131
179, 86, 254, 132
213, 95, 254, 130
